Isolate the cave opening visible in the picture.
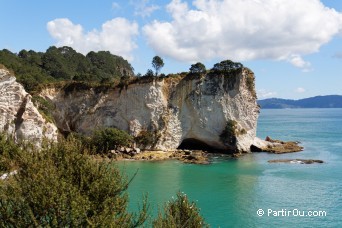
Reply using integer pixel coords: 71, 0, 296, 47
177, 138, 219, 152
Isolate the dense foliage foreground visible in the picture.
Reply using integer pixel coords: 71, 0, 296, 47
0, 134, 207, 227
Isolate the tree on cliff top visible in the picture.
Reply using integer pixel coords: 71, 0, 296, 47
152, 56, 164, 76
189, 62, 206, 74
0, 47, 135, 92
211, 60, 243, 74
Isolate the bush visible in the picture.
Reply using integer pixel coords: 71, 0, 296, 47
211, 60, 243, 74
0, 134, 21, 174
189, 62, 206, 75
0, 135, 208, 227
0, 137, 148, 227
153, 192, 208, 228
91, 128, 133, 153
31, 96, 55, 123
245, 70, 257, 98
134, 130, 155, 147
219, 120, 238, 146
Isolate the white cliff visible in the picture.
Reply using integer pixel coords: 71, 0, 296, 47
0, 67, 58, 146
40, 68, 259, 153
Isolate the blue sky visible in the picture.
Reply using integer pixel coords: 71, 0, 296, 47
1, 0, 342, 99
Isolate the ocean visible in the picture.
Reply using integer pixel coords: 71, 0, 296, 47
119, 109, 342, 227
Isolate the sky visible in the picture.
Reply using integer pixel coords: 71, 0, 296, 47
1, 0, 342, 99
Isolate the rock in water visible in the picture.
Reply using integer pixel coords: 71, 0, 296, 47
268, 159, 324, 164
0, 67, 58, 147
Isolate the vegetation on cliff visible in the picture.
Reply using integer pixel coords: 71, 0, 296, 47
0, 46, 252, 96
0, 134, 207, 227
0, 47, 133, 92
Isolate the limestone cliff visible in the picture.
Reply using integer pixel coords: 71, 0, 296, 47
0, 67, 58, 146
40, 68, 259, 153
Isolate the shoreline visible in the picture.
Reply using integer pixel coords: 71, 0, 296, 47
93, 139, 304, 164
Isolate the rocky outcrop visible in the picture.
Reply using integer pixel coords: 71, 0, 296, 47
40, 68, 259, 153
251, 137, 303, 153
0, 67, 58, 146
102, 148, 209, 164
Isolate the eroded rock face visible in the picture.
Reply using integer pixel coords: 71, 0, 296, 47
0, 68, 58, 146
41, 68, 259, 153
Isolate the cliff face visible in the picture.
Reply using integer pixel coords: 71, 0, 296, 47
0, 68, 58, 146
41, 68, 259, 153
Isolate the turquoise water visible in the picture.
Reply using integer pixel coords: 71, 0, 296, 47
119, 109, 342, 227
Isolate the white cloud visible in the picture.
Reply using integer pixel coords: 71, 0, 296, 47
112, 2, 121, 10
295, 87, 306, 93
47, 18, 139, 61
130, 0, 160, 18
287, 55, 310, 68
287, 54, 312, 71
257, 89, 277, 99
143, 0, 342, 67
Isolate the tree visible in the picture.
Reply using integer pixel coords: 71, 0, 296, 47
0, 136, 147, 227
211, 60, 243, 73
153, 192, 208, 228
189, 62, 206, 74
0, 134, 209, 227
152, 56, 164, 76
144, 69, 154, 77
91, 128, 133, 153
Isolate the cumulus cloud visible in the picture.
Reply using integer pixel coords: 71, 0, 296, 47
287, 54, 312, 71
130, 0, 160, 18
295, 87, 306, 93
47, 18, 139, 60
287, 55, 310, 68
143, 0, 342, 67
257, 89, 277, 99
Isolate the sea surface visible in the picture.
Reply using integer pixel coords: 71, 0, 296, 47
119, 109, 342, 227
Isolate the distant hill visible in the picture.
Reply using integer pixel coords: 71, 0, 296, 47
258, 95, 342, 109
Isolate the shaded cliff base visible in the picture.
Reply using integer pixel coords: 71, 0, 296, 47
93, 136, 304, 164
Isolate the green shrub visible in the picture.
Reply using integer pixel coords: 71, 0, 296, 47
0, 134, 21, 174
134, 130, 155, 147
91, 128, 133, 153
0, 135, 208, 227
240, 128, 247, 135
219, 120, 238, 145
245, 70, 256, 98
0, 137, 148, 227
189, 62, 206, 75
211, 60, 243, 75
31, 96, 55, 123
153, 192, 208, 228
